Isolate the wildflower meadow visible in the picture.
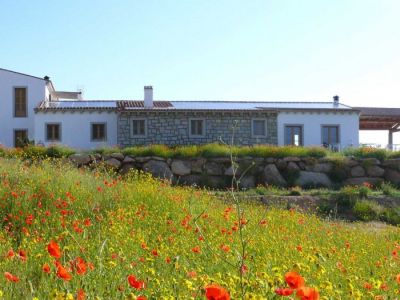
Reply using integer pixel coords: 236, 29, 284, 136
0, 158, 399, 299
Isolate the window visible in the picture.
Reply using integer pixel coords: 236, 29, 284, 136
322, 125, 339, 146
14, 129, 28, 148
91, 123, 107, 141
252, 119, 267, 137
14, 87, 27, 117
131, 119, 146, 136
285, 125, 303, 146
189, 119, 205, 137
46, 123, 61, 141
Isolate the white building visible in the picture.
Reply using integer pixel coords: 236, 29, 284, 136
0, 68, 361, 150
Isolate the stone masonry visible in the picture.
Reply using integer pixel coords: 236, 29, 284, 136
118, 111, 278, 147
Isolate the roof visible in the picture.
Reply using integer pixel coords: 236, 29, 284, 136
0, 67, 47, 81
356, 107, 400, 130
35, 100, 117, 111
36, 100, 356, 112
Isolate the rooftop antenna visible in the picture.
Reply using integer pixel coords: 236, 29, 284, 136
77, 84, 84, 100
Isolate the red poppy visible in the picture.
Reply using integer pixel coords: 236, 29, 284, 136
7, 249, 15, 259
56, 262, 72, 281
77, 289, 85, 300
42, 263, 51, 273
151, 249, 158, 257
73, 257, 87, 275
205, 284, 230, 300
18, 249, 27, 261
136, 296, 147, 300
285, 272, 305, 289
396, 274, 400, 284
47, 240, 61, 258
191, 246, 201, 253
4, 272, 19, 282
275, 288, 294, 296
363, 282, 372, 290
296, 286, 320, 300
127, 275, 146, 290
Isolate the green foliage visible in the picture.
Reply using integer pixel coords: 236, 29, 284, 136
343, 147, 387, 161
328, 157, 348, 182
122, 144, 174, 158
335, 186, 360, 208
380, 182, 399, 197
288, 186, 302, 196
22, 145, 48, 159
380, 207, 400, 225
352, 200, 382, 222
45, 145, 76, 158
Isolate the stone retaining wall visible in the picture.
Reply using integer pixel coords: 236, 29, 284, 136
68, 153, 400, 189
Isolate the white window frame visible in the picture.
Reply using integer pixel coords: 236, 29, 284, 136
251, 118, 267, 137
130, 118, 147, 137
189, 118, 205, 138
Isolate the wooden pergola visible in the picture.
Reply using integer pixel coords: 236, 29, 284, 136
355, 107, 400, 148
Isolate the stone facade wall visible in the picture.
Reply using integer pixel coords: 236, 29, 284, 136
69, 153, 400, 189
117, 111, 278, 147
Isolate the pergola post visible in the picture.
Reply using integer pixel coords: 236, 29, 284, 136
388, 129, 393, 150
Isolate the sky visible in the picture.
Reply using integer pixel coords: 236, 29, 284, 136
1, 0, 399, 145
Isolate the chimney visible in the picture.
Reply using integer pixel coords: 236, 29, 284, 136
333, 95, 339, 107
144, 86, 153, 108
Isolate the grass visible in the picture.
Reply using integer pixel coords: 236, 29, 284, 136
0, 158, 399, 299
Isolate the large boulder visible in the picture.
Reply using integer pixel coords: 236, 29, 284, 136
350, 166, 365, 177
110, 153, 125, 161
384, 169, 400, 185
295, 171, 333, 188
178, 175, 202, 186
382, 159, 400, 170
287, 162, 300, 172
120, 163, 136, 175
238, 176, 256, 189
105, 158, 121, 169
142, 160, 173, 180
366, 165, 385, 177
69, 154, 92, 167
204, 162, 224, 176
225, 164, 241, 176
343, 177, 383, 186
307, 162, 332, 173
191, 158, 206, 174
263, 164, 287, 187
171, 160, 191, 176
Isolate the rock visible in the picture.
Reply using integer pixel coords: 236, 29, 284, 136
135, 156, 151, 163
224, 164, 241, 176
311, 163, 332, 173
275, 159, 287, 170
204, 162, 223, 175
284, 156, 301, 162
384, 169, 400, 185
361, 158, 381, 165
69, 154, 92, 166
287, 162, 300, 172
295, 171, 333, 188
265, 158, 275, 163
120, 163, 136, 175
191, 158, 206, 173
151, 156, 166, 161
110, 153, 125, 161
171, 160, 191, 176
343, 177, 383, 186
263, 164, 287, 187
344, 158, 359, 167
209, 157, 232, 163
382, 159, 400, 170
178, 175, 202, 186
142, 160, 173, 180
238, 176, 256, 189
366, 165, 385, 177
350, 166, 365, 177
122, 156, 135, 164
298, 161, 306, 170
105, 158, 121, 169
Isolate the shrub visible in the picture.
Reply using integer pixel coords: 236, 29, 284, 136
352, 200, 381, 221
22, 145, 48, 159
335, 186, 360, 208
380, 182, 398, 197
358, 185, 370, 199
380, 207, 400, 225
46, 145, 75, 158
122, 144, 174, 158
328, 158, 347, 182
288, 186, 302, 196
343, 147, 387, 161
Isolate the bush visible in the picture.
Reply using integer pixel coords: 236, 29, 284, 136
380, 207, 400, 225
335, 186, 360, 208
122, 144, 174, 158
343, 147, 388, 161
22, 145, 48, 159
380, 182, 398, 197
45, 145, 75, 158
352, 200, 381, 221
288, 186, 302, 196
